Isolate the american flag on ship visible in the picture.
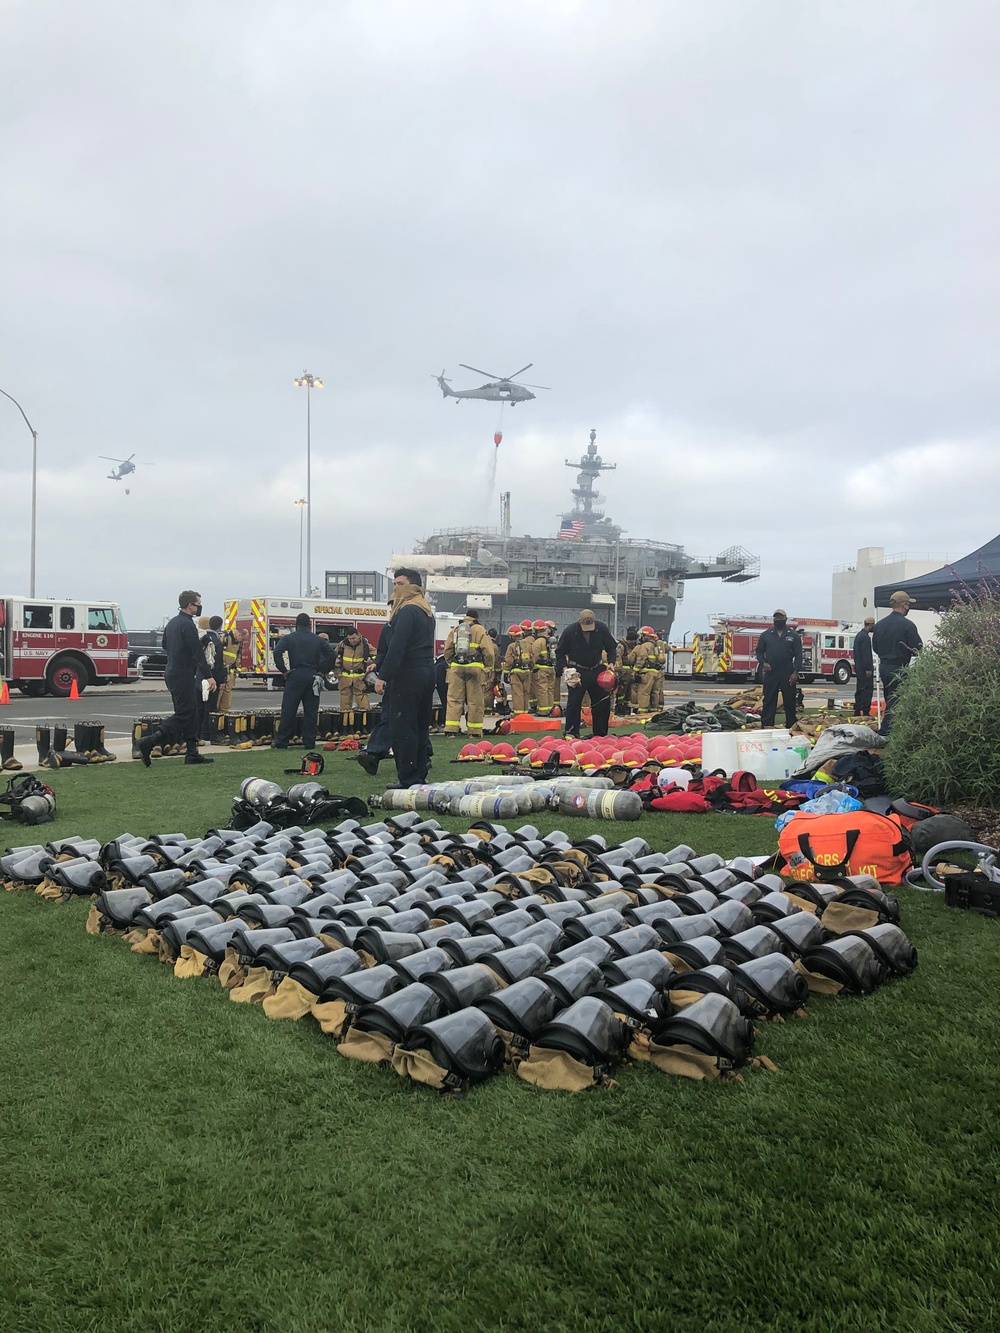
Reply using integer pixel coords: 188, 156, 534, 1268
558, 518, 586, 540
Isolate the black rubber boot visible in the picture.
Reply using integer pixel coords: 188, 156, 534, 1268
185, 741, 213, 765
356, 750, 380, 777
35, 725, 51, 766
0, 727, 22, 771
137, 730, 164, 768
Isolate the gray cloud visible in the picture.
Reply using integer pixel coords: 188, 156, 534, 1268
1, 0, 996, 632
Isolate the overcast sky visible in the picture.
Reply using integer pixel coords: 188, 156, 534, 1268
2, 0, 997, 634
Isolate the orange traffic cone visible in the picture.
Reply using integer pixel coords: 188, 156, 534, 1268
69, 678, 80, 700
0, 681, 9, 705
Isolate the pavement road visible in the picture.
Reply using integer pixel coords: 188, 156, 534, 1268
0, 677, 857, 745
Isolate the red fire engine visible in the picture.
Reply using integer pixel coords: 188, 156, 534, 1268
223, 596, 392, 683
0, 596, 132, 697
691, 615, 859, 684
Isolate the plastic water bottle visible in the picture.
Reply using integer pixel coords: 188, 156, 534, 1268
784, 745, 800, 776
766, 746, 786, 781
792, 737, 811, 766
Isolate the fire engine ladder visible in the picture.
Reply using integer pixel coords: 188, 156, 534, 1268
623, 565, 643, 626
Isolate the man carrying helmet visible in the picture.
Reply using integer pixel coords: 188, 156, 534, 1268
443, 609, 496, 736
334, 626, 373, 715
530, 619, 557, 716
556, 610, 618, 738
502, 624, 533, 713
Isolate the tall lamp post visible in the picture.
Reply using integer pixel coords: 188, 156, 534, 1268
0, 387, 38, 597
294, 498, 308, 596
293, 371, 323, 596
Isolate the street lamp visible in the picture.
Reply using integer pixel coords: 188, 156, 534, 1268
293, 371, 323, 597
294, 498, 308, 596
0, 387, 38, 597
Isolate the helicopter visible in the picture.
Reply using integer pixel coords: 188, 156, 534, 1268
100, 453, 149, 482
434, 363, 549, 404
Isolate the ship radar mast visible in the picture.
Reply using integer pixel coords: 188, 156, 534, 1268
563, 428, 617, 529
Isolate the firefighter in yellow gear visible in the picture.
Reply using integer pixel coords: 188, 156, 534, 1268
530, 619, 557, 716
646, 631, 667, 709
335, 627, 373, 713
502, 625, 533, 713
614, 625, 638, 715
630, 626, 662, 712
215, 626, 244, 714
444, 610, 496, 735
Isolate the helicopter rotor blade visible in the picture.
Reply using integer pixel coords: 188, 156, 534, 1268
506, 364, 533, 381
99, 456, 125, 462
459, 364, 503, 380
521, 383, 550, 390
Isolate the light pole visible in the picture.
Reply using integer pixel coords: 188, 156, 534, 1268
0, 387, 38, 597
294, 498, 307, 596
293, 371, 323, 596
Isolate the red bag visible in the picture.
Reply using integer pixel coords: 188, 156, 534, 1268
649, 791, 710, 813
778, 811, 911, 885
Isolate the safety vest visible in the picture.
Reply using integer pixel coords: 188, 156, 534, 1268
338, 640, 371, 677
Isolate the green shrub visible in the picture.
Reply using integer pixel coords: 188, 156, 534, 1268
883, 590, 1000, 807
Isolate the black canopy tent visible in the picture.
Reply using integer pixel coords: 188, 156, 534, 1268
873, 534, 1000, 610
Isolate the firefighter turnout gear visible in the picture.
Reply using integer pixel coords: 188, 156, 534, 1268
615, 628, 639, 714
444, 616, 496, 735
215, 628, 242, 714
335, 630, 373, 713
630, 628, 663, 713
502, 627, 533, 713
646, 633, 667, 710
530, 621, 557, 716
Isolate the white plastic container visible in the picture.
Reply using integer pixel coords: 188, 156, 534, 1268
700, 731, 741, 776
735, 729, 791, 779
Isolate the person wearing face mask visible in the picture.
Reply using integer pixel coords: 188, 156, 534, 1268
755, 609, 803, 729
137, 590, 215, 767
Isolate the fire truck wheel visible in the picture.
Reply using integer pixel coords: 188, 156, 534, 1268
18, 682, 45, 698
832, 661, 852, 685
46, 657, 88, 698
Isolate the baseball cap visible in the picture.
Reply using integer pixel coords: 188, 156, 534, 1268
889, 590, 913, 605
773, 608, 787, 617
579, 610, 596, 627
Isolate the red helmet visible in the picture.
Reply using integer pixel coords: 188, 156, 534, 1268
507, 625, 522, 636
596, 669, 617, 692
640, 625, 656, 637
532, 620, 547, 630
545, 620, 556, 629
520, 620, 534, 631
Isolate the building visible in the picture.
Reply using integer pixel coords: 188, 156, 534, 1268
391, 430, 759, 639
832, 546, 948, 643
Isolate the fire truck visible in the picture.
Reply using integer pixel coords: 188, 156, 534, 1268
0, 596, 132, 697
223, 596, 392, 683
690, 615, 859, 684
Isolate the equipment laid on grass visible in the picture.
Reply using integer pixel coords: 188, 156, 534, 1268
1, 808, 919, 1096
0, 774, 56, 824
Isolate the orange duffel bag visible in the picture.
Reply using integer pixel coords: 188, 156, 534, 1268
777, 811, 912, 885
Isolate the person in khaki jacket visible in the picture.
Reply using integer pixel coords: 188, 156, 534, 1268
629, 626, 661, 712
529, 619, 557, 716
646, 630, 667, 710
502, 624, 533, 714
335, 626, 374, 714
443, 609, 496, 736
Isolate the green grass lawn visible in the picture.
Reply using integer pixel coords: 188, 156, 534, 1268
2, 740, 999, 1332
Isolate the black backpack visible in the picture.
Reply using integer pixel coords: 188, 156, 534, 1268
830, 751, 886, 798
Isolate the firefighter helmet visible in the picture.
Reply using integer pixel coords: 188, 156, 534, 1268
507, 625, 522, 636
640, 625, 656, 638
532, 620, 547, 630
545, 620, 556, 630
520, 620, 534, 631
